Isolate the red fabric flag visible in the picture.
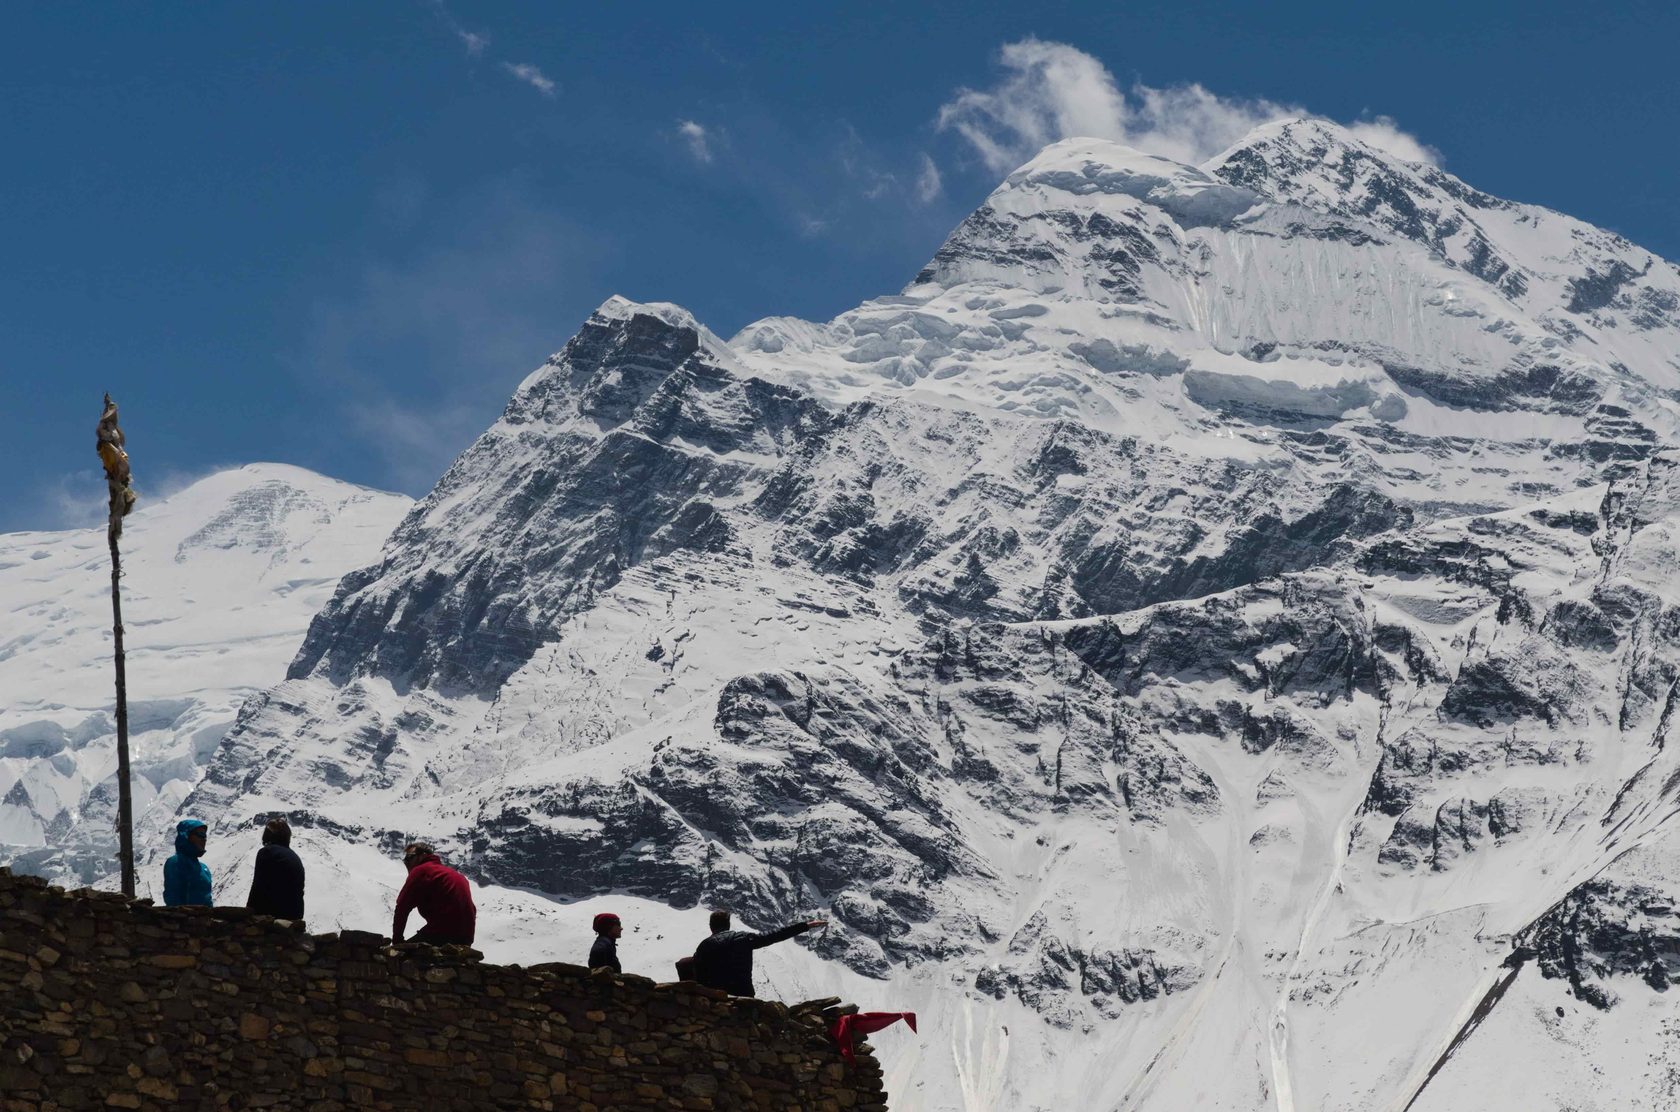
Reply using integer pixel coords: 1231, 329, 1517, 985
829, 1011, 917, 1065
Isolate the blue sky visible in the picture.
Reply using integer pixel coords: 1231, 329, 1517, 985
3, 0, 1676, 530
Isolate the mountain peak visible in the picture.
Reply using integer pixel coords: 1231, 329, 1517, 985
1209, 116, 1445, 175
1010, 136, 1193, 179
1204, 115, 1544, 302
593, 294, 703, 334
999, 136, 1261, 227
160, 462, 401, 511
584, 295, 741, 367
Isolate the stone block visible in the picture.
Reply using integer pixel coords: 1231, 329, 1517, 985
145, 954, 195, 970
403, 1047, 453, 1068
135, 1077, 178, 1100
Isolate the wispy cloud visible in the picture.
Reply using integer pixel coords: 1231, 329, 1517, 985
938, 39, 1438, 172
427, 3, 555, 101
665, 114, 959, 246
915, 154, 943, 204
1344, 116, 1442, 166
457, 29, 489, 57
24, 461, 244, 532
427, 0, 489, 58
342, 400, 494, 493
30, 468, 112, 531
297, 177, 605, 494
502, 62, 557, 98
677, 120, 713, 164
836, 124, 906, 203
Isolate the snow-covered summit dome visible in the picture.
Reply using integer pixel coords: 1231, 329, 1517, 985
1002, 136, 1261, 226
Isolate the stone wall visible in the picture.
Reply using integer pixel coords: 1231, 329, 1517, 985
0, 869, 892, 1111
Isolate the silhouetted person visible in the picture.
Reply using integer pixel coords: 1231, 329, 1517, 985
246, 818, 305, 920
589, 912, 622, 973
163, 818, 213, 907
692, 909, 826, 997
393, 842, 476, 946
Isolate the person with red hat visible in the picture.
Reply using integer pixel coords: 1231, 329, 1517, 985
589, 912, 623, 973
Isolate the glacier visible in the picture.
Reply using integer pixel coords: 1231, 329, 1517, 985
0, 465, 411, 883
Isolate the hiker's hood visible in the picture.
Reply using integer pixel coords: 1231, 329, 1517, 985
175, 818, 207, 858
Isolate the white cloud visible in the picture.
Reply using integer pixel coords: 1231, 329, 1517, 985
938, 39, 1437, 173
1127, 81, 1298, 166
502, 62, 557, 98
428, 1, 488, 58
1344, 116, 1442, 166
937, 39, 1132, 172
457, 29, 489, 57
915, 154, 943, 204
677, 120, 712, 164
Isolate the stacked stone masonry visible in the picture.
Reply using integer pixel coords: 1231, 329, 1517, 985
0, 869, 892, 1111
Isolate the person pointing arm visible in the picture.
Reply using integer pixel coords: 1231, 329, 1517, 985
691, 909, 826, 997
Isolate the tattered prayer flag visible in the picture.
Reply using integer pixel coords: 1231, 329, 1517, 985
830, 1011, 917, 1065
97, 392, 136, 525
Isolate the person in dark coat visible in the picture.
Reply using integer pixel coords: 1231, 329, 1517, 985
246, 818, 305, 920
589, 912, 622, 973
691, 909, 826, 997
162, 818, 213, 907
392, 842, 477, 945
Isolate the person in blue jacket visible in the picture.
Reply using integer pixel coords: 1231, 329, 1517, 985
163, 818, 214, 907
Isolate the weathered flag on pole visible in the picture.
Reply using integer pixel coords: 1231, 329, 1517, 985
97, 393, 136, 526
97, 392, 138, 897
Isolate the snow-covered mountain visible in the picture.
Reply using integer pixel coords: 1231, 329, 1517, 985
0, 464, 410, 882
119, 120, 1680, 1108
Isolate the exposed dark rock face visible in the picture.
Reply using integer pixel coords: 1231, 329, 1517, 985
1070, 485, 1409, 615
1376, 788, 1546, 870
287, 309, 824, 694
914, 203, 1062, 287
1568, 260, 1649, 315
975, 908, 1199, 1026
1525, 873, 1680, 1008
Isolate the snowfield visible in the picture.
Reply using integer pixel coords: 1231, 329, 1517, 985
0, 465, 410, 881
8, 119, 1680, 1110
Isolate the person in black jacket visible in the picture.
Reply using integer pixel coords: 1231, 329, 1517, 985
246, 818, 305, 921
589, 912, 622, 973
691, 909, 826, 997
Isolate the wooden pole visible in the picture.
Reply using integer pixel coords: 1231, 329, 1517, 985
108, 508, 133, 897
97, 394, 137, 897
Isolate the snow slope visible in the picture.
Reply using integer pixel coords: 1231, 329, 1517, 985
0, 464, 410, 882
32, 120, 1680, 1109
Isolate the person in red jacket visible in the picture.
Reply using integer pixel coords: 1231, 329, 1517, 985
392, 842, 477, 946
